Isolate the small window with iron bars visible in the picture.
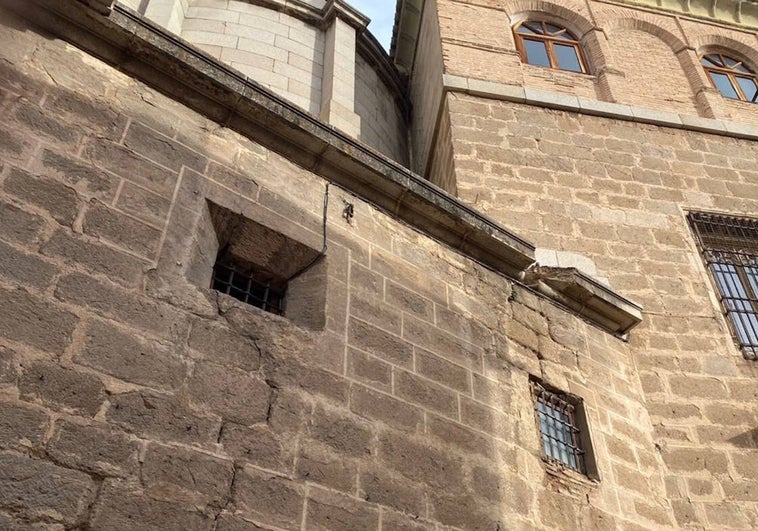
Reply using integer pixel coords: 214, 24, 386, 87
211, 247, 287, 315
531, 380, 586, 474
688, 212, 758, 361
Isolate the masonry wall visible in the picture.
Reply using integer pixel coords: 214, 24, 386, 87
180, 0, 325, 115
442, 66, 758, 531
0, 7, 678, 530
355, 53, 409, 166
408, 1, 758, 528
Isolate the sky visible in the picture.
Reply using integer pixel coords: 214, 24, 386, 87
349, 0, 396, 51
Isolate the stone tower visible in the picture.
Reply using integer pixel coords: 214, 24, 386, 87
0, 0, 755, 529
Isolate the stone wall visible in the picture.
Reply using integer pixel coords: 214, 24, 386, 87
441, 61, 758, 531
0, 7, 676, 530
406, 1, 758, 528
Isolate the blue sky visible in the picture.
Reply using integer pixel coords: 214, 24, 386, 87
349, 0, 396, 51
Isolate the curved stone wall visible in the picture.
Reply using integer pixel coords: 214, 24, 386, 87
131, 0, 409, 164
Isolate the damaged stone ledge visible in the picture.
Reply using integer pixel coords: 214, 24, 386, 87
524, 266, 644, 337
5, 0, 643, 337
443, 74, 758, 142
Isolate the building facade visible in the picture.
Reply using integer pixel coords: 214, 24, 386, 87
0, 0, 755, 529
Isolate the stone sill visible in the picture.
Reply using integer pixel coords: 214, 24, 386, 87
444, 74, 758, 142
524, 267, 643, 336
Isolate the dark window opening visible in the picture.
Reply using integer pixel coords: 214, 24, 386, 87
514, 20, 587, 73
688, 212, 758, 360
532, 381, 586, 473
187, 201, 327, 329
211, 248, 287, 315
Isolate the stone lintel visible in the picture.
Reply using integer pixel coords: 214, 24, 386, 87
524, 267, 644, 336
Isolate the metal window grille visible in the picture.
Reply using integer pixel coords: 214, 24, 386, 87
688, 212, 758, 360
532, 381, 585, 473
211, 254, 286, 315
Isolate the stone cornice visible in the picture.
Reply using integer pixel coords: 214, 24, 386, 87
443, 74, 758, 141
604, 0, 758, 29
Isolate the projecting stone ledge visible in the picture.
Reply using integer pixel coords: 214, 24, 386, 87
524, 266, 643, 337
610, 0, 758, 29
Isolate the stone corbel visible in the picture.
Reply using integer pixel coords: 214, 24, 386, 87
524, 266, 644, 337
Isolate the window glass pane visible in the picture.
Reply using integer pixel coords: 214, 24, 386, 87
709, 72, 739, 99
554, 43, 583, 72
517, 24, 538, 35
545, 23, 563, 34
523, 39, 550, 67
701, 55, 719, 66
737, 77, 758, 102
724, 56, 739, 67
734, 63, 750, 73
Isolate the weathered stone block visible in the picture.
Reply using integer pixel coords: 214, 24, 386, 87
34, 148, 119, 200
46, 91, 128, 141
415, 349, 471, 393
143, 443, 234, 504
428, 414, 494, 458
347, 348, 392, 391
83, 139, 178, 198
305, 487, 379, 531
14, 101, 80, 146
295, 442, 357, 493
47, 420, 138, 478
188, 318, 261, 371
359, 468, 426, 516
124, 121, 207, 172
394, 370, 458, 418
77, 319, 188, 390
234, 466, 304, 529
116, 181, 171, 226
220, 423, 290, 472
19, 362, 105, 417
4, 167, 79, 225
378, 431, 465, 490
188, 362, 270, 425
55, 272, 187, 340
308, 405, 372, 457
349, 384, 423, 433
0, 401, 48, 451
215, 514, 271, 530
347, 317, 413, 368
0, 239, 58, 289
0, 201, 46, 246
42, 229, 147, 286
89, 481, 214, 530
83, 202, 162, 258
0, 454, 95, 525
107, 391, 220, 445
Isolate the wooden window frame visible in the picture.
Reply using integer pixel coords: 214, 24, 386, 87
514, 20, 588, 74
701, 52, 758, 103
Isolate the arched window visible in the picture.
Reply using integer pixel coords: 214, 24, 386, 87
514, 21, 587, 73
701, 53, 758, 103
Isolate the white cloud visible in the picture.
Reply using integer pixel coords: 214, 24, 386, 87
348, 0, 396, 51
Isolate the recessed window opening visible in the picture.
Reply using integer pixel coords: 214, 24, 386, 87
701, 53, 758, 103
514, 21, 587, 73
532, 380, 586, 473
688, 212, 758, 360
187, 201, 328, 330
211, 247, 287, 315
